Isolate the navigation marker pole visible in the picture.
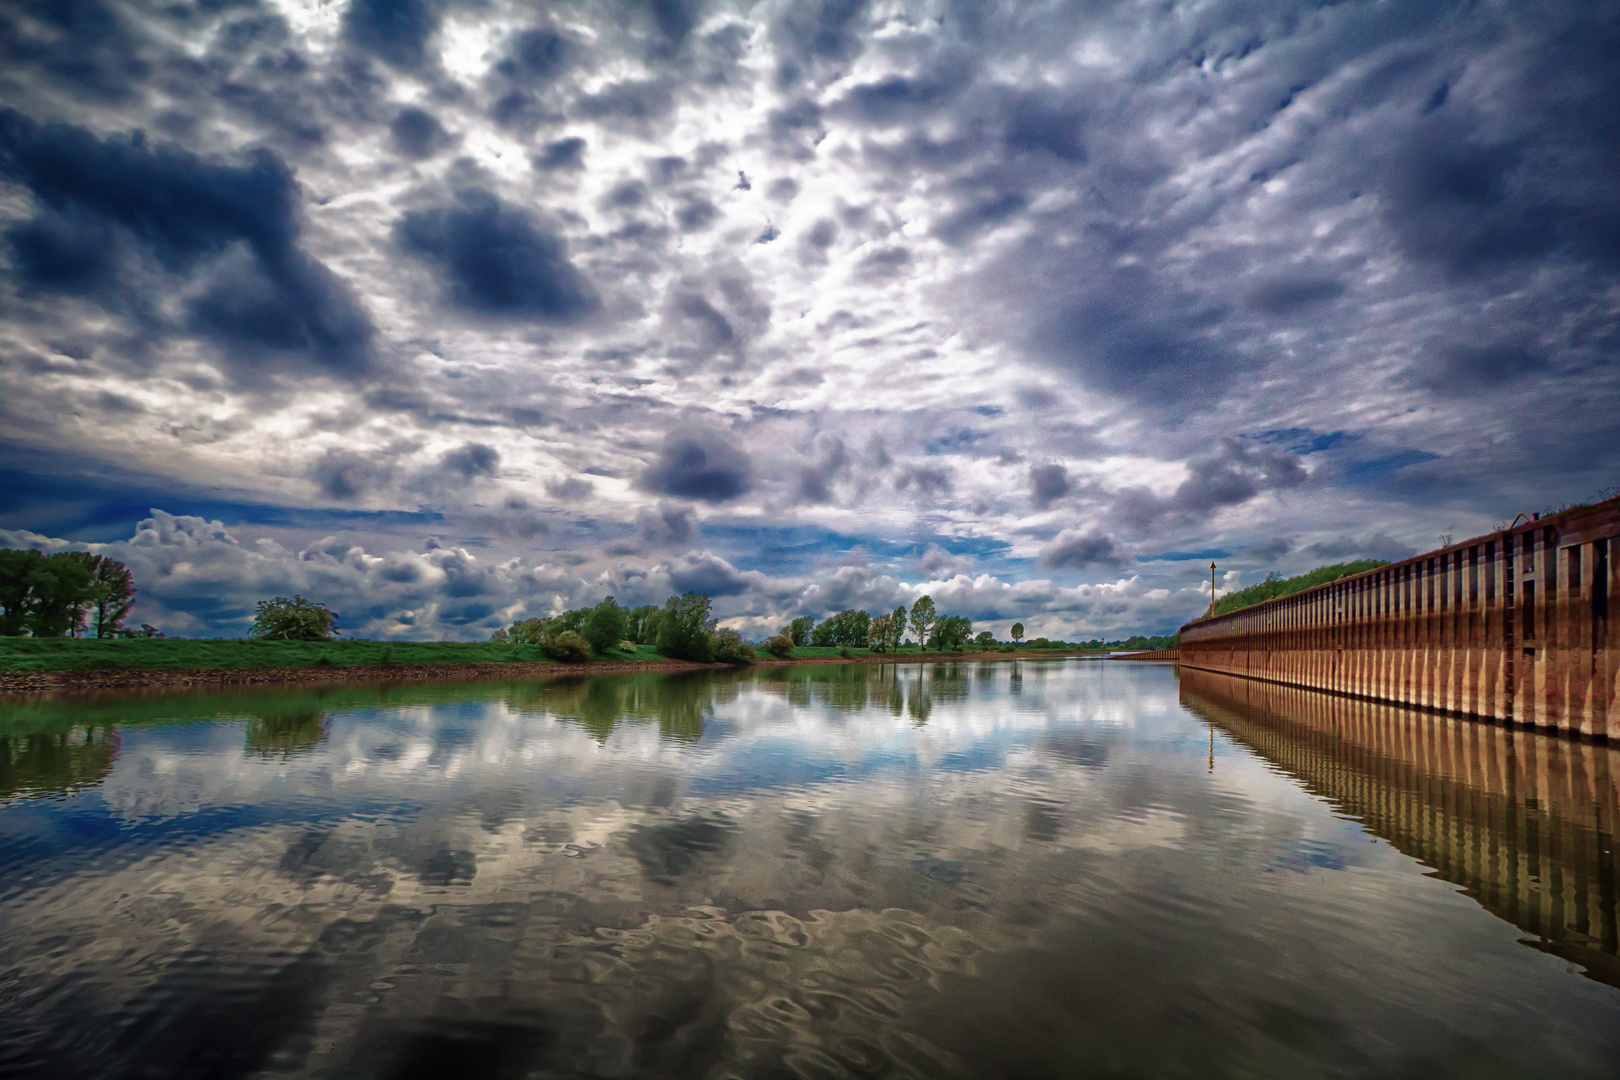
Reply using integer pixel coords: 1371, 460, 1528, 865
1209, 561, 1217, 618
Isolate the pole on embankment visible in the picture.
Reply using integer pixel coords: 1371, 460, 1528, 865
1208, 561, 1216, 618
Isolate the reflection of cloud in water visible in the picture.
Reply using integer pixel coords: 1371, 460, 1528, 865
3, 663, 1619, 1077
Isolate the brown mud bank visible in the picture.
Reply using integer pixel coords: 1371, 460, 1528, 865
0, 649, 1105, 699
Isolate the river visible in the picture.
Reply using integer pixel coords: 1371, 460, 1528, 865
1, 659, 1617, 1078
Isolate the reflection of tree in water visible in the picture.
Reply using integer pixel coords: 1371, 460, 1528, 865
511, 673, 719, 741
0, 727, 120, 801
930, 663, 970, 704
243, 707, 329, 757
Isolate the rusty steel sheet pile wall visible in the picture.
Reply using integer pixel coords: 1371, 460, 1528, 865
1178, 497, 1620, 738
1179, 668, 1620, 986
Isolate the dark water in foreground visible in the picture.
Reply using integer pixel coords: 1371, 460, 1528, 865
1, 660, 1617, 1079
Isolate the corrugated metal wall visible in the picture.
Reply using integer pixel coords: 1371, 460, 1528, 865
1178, 498, 1620, 738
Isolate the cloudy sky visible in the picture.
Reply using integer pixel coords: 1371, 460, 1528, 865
1, 0, 1616, 640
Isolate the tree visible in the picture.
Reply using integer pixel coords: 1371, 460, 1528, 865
627, 605, 662, 644
710, 628, 755, 664
976, 630, 994, 647
64, 552, 136, 638
934, 614, 972, 652
657, 592, 716, 661
891, 606, 907, 648
541, 628, 590, 662
788, 616, 814, 646
810, 617, 836, 646
249, 595, 339, 641
908, 596, 936, 648
0, 550, 97, 637
763, 634, 794, 658
1010, 622, 1025, 644
868, 613, 894, 653
582, 596, 629, 654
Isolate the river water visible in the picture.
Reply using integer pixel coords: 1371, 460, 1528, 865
1, 659, 1617, 1079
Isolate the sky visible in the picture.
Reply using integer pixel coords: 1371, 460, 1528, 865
0, 0, 1616, 642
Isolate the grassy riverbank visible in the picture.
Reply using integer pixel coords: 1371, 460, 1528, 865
0, 636, 1104, 675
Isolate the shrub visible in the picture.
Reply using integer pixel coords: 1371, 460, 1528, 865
541, 628, 590, 662
763, 635, 794, 658
838, 646, 852, 659
711, 628, 755, 664
617, 640, 638, 653
249, 595, 339, 641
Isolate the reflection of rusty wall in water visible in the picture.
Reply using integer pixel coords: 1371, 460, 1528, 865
1181, 667, 1620, 987
1178, 498, 1620, 737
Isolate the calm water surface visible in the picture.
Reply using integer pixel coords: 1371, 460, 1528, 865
1, 660, 1618, 1079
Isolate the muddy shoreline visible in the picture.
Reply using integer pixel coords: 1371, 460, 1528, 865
0, 649, 1110, 699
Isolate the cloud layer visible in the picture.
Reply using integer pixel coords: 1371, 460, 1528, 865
0, 0, 1615, 639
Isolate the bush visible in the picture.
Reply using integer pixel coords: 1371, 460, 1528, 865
763, 635, 794, 658
838, 646, 852, 659
541, 629, 590, 662
249, 595, 338, 641
617, 639, 638, 653
711, 628, 755, 664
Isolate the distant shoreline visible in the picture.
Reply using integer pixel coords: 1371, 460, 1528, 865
0, 648, 1146, 697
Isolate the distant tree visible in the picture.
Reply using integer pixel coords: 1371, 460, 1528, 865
249, 595, 339, 641
1010, 622, 1025, 644
582, 596, 629, 654
788, 615, 814, 646
816, 609, 870, 647
489, 627, 510, 643
657, 592, 716, 661
64, 552, 136, 638
934, 615, 972, 652
975, 630, 994, 647
764, 634, 794, 658
508, 617, 548, 644
908, 596, 937, 648
891, 606, 907, 648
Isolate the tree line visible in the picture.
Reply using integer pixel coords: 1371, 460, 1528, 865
762, 595, 976, 656
0, 549, 144, 637
491, 592, 753, 664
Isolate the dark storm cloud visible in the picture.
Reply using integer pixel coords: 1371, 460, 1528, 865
343, 0, 442, 70
0, 0, 151, 102
894, 465, 952, 500
440, 443, 500, 479
309, 448, 394, 501
395, 188, 600, 321
638, 430, 753, 503
669, 553, 749, 597
770, 0, 870, 87
574, 79, 677, 128
0, 109, 373, 376
794, 435, 850, 505
1038, 531, 1124, 571
533, 136, 586, 171
1114, 441, 1307, 532
390, 107, 454, 159
545, 476, 595, 502
1029, 463, 1070, 510
1243, 275, 1344, 316
1407, 344, 1547, 396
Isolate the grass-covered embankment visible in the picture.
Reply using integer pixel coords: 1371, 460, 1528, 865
1207, 559, 1389, 619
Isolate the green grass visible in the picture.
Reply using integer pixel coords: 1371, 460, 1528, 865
1206, 559, 1390, 620
0, 636, 675, 673
0, 636, 1089, 675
